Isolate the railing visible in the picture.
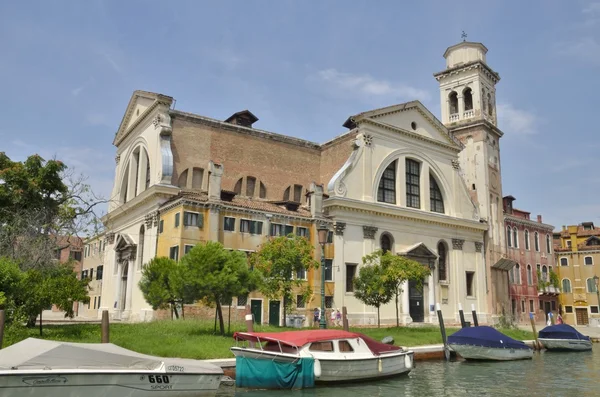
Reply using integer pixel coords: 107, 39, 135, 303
449, 113, 459, 122
463, 110, 474, 118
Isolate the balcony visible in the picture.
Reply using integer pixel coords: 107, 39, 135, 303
449, 113, 459, 122
463, 110, 474, 119
538, 285, 560, 296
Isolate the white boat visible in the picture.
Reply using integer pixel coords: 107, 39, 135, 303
538, 324, 593, 351
447, 326, 533, 361
0, 338, 223, 397
231, 329, 414, 388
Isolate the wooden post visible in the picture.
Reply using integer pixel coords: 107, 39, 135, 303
0, 310, 5, 350
101, 310, 110, 343
529, 312, 539, 351
436, 303, 450, 360
458, 303, 467, 328
39, 309, 43, 337
342, 306, 349, 332
471, 304, 479, 327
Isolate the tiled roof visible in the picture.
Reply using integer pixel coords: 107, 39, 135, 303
164, 191, 313, 218
558, 226, 600, 238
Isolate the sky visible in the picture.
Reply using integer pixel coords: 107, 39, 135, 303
1, 0, 599, 230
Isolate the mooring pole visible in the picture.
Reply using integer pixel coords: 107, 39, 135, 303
0, 310, 5, 350
245, 305, 255, 348
436, 303, 450, 360
458, 303, 467, 328
471, 304, 479, 327
529, 312, 540, 351
342, 306, 349, 332
549, 312, 555, 325
101, 310, 110, 343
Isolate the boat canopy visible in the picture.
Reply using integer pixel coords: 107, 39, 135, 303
0, 338, 222, 374
539, 324, 591, 340
447, 326, 530, 350
233, 329, 401, 355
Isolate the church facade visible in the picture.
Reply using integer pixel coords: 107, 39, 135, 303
92, 40, 512, 325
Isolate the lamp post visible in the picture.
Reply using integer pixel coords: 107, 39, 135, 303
594, 275, 600, 315
317, 224, 329, 329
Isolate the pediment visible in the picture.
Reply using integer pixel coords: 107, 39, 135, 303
115, 234, 135, 252
349, 101, 462, 150
113, 90, 173, 147
399, 242, 438, 260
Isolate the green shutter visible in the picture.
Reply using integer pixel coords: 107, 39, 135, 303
197, 213, 204, 228
175, 213, 180, 227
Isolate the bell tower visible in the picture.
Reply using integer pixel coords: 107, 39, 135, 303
434, 40, 508, 320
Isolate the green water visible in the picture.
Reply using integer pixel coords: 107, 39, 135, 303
218, 346, 600, 397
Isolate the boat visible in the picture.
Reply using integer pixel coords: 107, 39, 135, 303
231, 329, 414, 389
0, 338, 223, 397
538, 324, 593, 351
447, 326, 533, 361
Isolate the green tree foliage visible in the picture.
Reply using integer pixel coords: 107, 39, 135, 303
138, 257, 182, 319
0, 257, 23, 312
363, 250, 431, 327
353, 263, 393, 328
250, 235, 318, 327
179, 242, 259, 335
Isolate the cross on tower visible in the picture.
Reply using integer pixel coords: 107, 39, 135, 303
461, 31, 467, 42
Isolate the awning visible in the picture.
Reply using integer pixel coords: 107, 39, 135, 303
492, 258, 518, 271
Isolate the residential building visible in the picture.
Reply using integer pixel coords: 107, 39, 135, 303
96, 39, 511, 325
554, 222, 600, 326
51, 235, 83, 315
79, 233, 106, 318
503, 196, 556, 323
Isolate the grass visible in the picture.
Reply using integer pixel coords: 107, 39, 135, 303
2, 321, 534, 360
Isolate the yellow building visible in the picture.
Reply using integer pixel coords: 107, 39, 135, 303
554, 222, 600, 325
156, 172, 334, 327
79, 233, 106, 318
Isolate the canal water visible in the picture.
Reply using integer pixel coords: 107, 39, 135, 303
217, 346, 600, 397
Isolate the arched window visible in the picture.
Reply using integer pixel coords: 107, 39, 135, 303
120, 163, 130, 204
259, 182, 267, 199
562, 279, 572, 293
192, 167, 204, 189
463, 87, 473, 111
381, 234, 393, 254
487, 93, 493, 116
449, 91, 458, 115
234, 178, 243, 195
138, 225, 145, 270
527, 264, 532, 285
377, 161, 396, 204
405, 159, 420, 208
132, 148, 140, 196
524, 230, 530, 250
507, 226, 513, 247
546, 234, 551, 253
587, 278, 597, 293
509, 266, 514, 284
438, 242, 447, 282
513, 227, 519, 248
177, 169, 188, 188
246, 176, 256, 196
515, 264, 521, 284
534, 232, 540, 252
542, 265, 548, 282
560, 257, 568, 266
429, 174, 444, 213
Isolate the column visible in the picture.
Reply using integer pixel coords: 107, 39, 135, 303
402, 281, 411, 324
428, 273, 435, 323
114, 261, 123, 318
124, 255, 135, 317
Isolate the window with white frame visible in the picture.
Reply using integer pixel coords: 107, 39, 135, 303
169, 246, 179, 261
546, 234, 551, 254
224, 217, 236, 232
514, 264, 521, 284
542, 265, 548, 282
524, 230, 530, 250
592, 306, 599, 314
241, 219, 263, 234
560, 257, 568, 266
566, 240, 572, 248
534, 232, 540, 252
562, 279, 572, 293
527, 264, 532, 285
405, 159, 420, 209
587, 278, 597, 293
377, 161, 396, 204
507, 226, 512, 247
513, 227, 519, 248
184, 245, 194, 255
183, 211, 202, 227
296, 227, 309, 238
296, 295, 305, 309
585, 256, 594, 266
429, 174, 444, 213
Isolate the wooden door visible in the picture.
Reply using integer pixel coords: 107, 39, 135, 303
269, 300, 281, 326
575, 308, 589, 325
409, 279, 424, 322
250, 299, 262, 324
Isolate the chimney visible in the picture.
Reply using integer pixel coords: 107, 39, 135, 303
562, 225, 566, 231
208, 161, 223, 200
537, 215, 542, 223
309, 182, 324, 218
224, 110, 258, 128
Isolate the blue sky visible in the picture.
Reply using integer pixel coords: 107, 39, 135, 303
1, 0, 599, 230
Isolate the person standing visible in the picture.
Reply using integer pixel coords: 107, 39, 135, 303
313, 307, 320, 327
330, 309, 336, 327
335, 308, 342, 327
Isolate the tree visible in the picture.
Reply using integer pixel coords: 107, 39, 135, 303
353, 263, 393, 328
250, 235, 319, 328
139, 257, 183, 319
180, 242, 258, 335
0, 257, 23, 314
363, 250, 431, 327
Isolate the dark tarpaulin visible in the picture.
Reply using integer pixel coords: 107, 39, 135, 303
235, 356, 314, 389
539, 324, 590, 340
447, 326, 530, 350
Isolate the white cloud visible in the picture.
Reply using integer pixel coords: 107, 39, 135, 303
583, 2, 600, 14
557, 37, 600, 64
100, 51, 122, 74
497, 103, 538, 135
309, 68, 430, 102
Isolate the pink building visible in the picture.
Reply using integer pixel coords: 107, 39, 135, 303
503, 196, 558, 323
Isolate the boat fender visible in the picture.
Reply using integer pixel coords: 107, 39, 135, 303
314, 358, 322, 378
378, 358, 382, 373
405, 354, 413, 369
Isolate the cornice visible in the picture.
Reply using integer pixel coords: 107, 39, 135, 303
447, 118, 504, 138
114, 97, 172, 147
359, 118, 461, 153
102, 184, 180, 225
324, 197, 487, 233
504, 215, 554, 232
433, 61, 500, 84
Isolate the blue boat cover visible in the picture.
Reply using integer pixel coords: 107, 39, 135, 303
539, 324, 590, 340
447, 326, 530, 350
235, 356, 315, 389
